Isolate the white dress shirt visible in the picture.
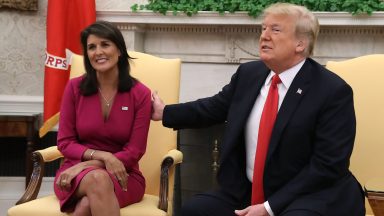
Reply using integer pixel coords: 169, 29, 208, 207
245, 60, 305, 215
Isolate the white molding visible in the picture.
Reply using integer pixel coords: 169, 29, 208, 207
97, 10, 384, 26
315, 12, 384, 26
0, 177, 54, 199
0, 177, 54, 215
0, 177, 25, 199
0, 95, 43, 115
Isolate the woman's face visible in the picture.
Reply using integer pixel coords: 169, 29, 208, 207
86, 34, 121, 74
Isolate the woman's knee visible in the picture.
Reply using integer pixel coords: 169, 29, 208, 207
81, 170, 114, 193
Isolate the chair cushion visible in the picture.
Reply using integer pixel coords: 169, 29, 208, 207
7, 195, 67, 216
120, 195, 168, 216
8, 194, 167, 216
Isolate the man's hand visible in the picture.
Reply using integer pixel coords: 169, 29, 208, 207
151, 91, 165, 121
235, 204, 269, 216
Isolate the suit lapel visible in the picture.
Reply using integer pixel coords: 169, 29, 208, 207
228, 66, 270, 133
221, 65, 269, 161
266, 60, 313, 162
241, 72, 269, 120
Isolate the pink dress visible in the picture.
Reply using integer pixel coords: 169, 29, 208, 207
54, 76, 151, 212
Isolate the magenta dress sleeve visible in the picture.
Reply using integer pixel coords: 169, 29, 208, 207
114, 83, 152, 170
57, 78, 88, 161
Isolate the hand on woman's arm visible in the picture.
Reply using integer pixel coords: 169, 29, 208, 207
89, 150, 128, 191
56, 159, 104, 191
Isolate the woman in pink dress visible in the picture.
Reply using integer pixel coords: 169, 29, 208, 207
54, 20, 151, 216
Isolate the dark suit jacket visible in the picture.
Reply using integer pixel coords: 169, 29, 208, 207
163, 58, 365, 215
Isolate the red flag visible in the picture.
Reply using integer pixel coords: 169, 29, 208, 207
40, 0, 95, 137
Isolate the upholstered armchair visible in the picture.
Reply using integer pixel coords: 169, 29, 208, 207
8, 51, 183, 216
326, 54, 384, 216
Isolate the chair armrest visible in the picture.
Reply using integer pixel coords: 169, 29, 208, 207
158, 149, 183, 212
163, 149, 183, 165
36, 146, 64, 162
16, 146, 63, 205
365, 178, 384, 216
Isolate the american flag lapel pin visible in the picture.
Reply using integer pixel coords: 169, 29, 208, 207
121, 106, 128, 111
296, 88, 302, 94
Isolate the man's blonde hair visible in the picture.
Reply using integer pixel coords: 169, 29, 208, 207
262, 3, 319, 57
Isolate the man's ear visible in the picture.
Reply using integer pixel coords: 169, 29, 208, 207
296, 40, 306, 53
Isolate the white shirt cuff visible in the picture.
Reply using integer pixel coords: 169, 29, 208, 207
264, 201, 274, 216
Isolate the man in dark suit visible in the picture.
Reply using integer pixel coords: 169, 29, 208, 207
152, 3, 365, 216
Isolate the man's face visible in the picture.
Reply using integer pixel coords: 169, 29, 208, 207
259, 14, 304, 73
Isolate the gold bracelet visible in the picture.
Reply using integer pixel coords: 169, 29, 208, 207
90, 150, 96, 160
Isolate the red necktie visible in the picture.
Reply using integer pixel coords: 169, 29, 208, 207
252, 75, 281, 205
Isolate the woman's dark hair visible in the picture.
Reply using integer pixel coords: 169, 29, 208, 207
79, 20, 135, 95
